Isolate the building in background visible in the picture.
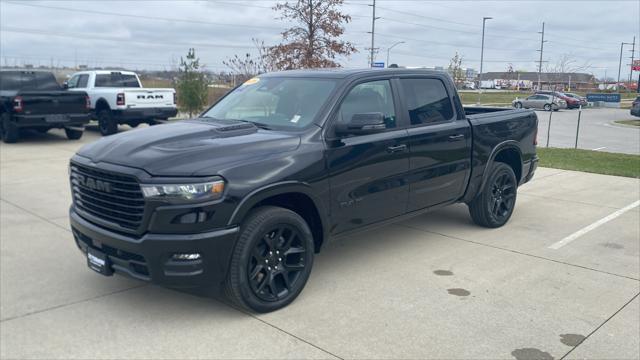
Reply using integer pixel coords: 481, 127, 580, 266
479, 72, 596, 91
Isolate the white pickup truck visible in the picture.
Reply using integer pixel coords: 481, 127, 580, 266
66, 70, 177, 135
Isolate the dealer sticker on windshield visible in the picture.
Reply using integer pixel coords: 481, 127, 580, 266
243, 77, 260, 86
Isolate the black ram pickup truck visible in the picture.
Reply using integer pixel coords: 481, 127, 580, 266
0, 70, 91, 143
69, 69, 538, 312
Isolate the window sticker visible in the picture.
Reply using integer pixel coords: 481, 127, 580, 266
243, 77, 260, 86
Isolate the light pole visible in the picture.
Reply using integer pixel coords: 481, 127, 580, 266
386, 41, 405, 68
477, 16, 492, 105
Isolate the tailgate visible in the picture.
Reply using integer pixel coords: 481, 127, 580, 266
19, 91, 87, 116
123, 88, 175, 109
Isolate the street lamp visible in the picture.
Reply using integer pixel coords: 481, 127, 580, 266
477, 16, 492, 105
386, 41, 405, 68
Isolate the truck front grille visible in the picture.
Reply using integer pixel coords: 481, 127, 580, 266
70, 164, 144, 231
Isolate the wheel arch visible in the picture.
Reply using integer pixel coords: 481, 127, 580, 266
228, 182, 328, 253
95, 98, 111, 112
480, 141, 523, 191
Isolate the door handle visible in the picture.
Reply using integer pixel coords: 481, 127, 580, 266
448, 134, 465, 141
387, 144, 407, 153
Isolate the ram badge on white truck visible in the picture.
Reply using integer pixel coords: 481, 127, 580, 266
66, 70, 177, 135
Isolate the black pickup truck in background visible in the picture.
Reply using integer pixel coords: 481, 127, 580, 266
69, 69, 538, 313
0, 70, 91, 143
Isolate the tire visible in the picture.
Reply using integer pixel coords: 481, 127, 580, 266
0, 113, 19, 143
543, 104, 552, 111
225, 206, 315, 313
97, 109, 118, 136
467, 162, 518, 228
65, 127, 84, 140
514, 102, 522, 109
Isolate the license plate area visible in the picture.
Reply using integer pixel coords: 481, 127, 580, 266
45, 114, 70, 123
87, 247, 113, 276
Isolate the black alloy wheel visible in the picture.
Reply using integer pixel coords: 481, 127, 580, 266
468, 162, 518, 228
488, 171, 516, 223
248, 225, 307, 302
98, 110, 118, 136
225, 206, 314, 313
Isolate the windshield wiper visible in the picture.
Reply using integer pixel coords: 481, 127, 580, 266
199, 116, 272, 130
227, 118, 272, 130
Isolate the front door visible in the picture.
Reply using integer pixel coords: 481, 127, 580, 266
325, 79, 410, 234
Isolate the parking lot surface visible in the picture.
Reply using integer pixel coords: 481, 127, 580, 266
535, 108, 639, 155
1, 126, 639, 359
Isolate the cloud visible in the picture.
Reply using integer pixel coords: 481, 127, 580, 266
0, 0, 637, 78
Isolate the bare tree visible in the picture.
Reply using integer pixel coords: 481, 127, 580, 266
447, 52, 465, 89
223, 39, 275, 83
544, 54, 592, 91
269, 0, 357, 69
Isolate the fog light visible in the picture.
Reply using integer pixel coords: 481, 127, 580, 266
172, 253, 201, 261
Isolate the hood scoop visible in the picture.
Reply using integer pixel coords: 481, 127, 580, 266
191, 118, 259, 138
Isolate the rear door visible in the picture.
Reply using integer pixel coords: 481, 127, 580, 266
325, 78, 410, 234
397, 77, 472, 211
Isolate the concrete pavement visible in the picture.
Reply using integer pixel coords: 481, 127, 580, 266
1, 127, 639, 359
535, 108, 639, 155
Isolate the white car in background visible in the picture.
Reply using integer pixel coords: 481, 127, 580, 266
66, 70, 177, 135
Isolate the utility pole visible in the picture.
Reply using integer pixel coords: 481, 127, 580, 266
368, 0, 380, 67
618, 41, 633, 90
536, 22, 547, 91
628, 36, 636, 83
477, 16, 492, 105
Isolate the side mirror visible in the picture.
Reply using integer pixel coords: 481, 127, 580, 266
335, 112, 386, 136
62, 81, 69, 89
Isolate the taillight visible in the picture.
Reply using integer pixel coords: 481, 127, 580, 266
85, 96, 91, 109
533, 125, 538, 146
116, 93, 125, 106
173, 92, 177, 105
13, 96, 23, 112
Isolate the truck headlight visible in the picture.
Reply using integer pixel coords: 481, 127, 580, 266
141, 179, 225, 203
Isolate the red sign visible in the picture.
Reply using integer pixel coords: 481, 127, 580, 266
633, 60, 640, 71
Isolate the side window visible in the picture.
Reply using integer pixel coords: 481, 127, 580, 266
77, 75, 89, 88
338, 80, 396, 129
67, 75, 80, 89
400, 78, 454, 125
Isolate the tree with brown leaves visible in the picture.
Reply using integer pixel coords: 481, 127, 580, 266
269, 0, 357, 69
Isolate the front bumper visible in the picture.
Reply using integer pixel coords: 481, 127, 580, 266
112, 107, 178, 121
70, 208, 238, 289
14, 113, 90, 128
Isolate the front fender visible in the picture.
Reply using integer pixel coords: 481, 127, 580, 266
227, 181, 328, 233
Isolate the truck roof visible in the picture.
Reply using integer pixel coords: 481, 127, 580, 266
260, 68, 447, 79
71, 70, 138, 76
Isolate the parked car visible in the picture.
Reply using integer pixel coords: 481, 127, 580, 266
513, 94, 566, 111
631, 96, 640, 117
66, 70, 177, 135
69, 69, 538, 313
535, 90, 580, 109
563, 92, 588, 107
0, 70, 90, 143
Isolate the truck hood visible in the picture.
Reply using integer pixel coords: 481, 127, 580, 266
76, 119, 301, 176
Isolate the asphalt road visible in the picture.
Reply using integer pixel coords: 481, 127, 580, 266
1, 127, 639, 359
535, 108, 639, 155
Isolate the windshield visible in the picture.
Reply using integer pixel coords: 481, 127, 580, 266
203, 77, 338, 129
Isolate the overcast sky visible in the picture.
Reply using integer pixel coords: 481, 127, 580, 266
1, 0, 638, 79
